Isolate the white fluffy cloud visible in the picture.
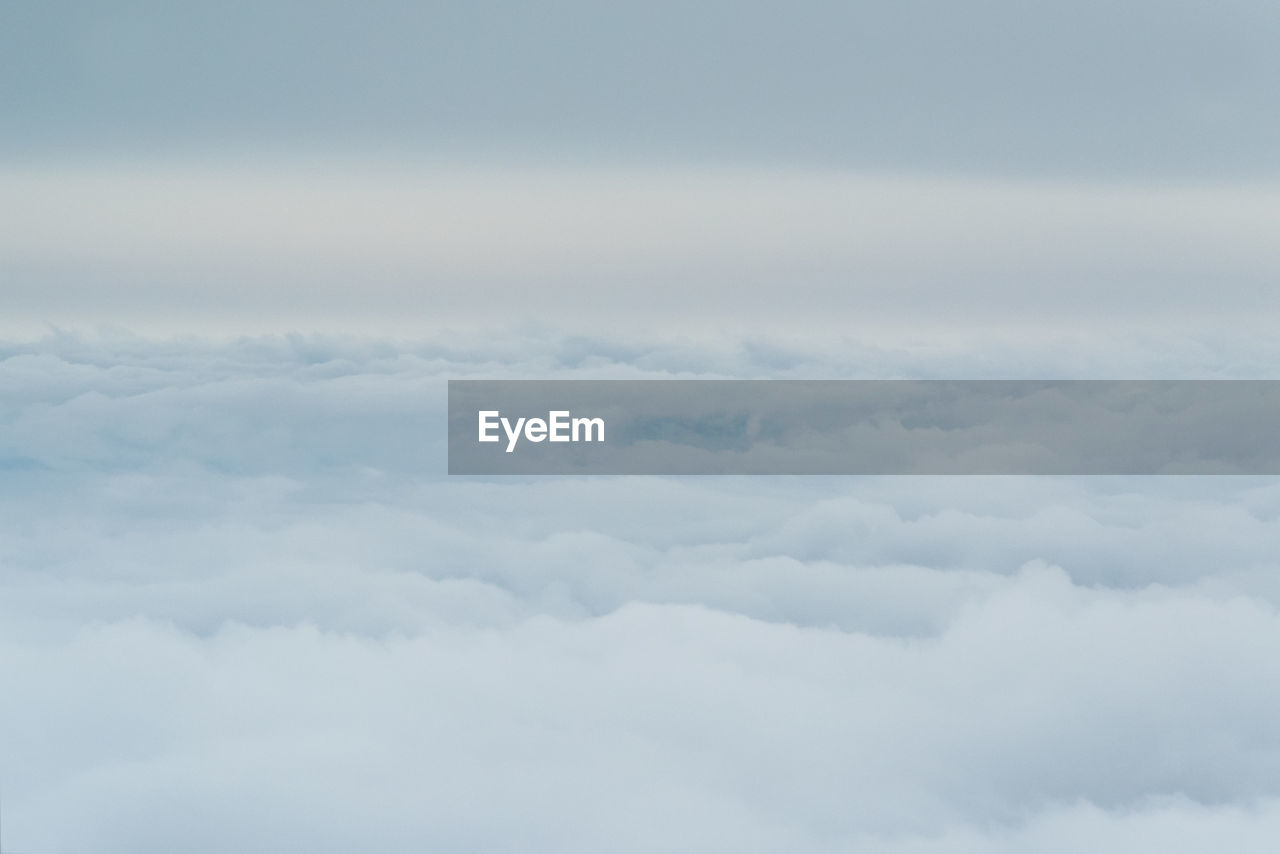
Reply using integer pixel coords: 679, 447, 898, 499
3, 332, 1280, 852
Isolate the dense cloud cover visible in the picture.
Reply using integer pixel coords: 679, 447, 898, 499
3, 332, 1280, 852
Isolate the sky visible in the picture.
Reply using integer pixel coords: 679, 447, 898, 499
4, 1, 1280, 176
3, 1, 1280, 338
3, 4, 1280, 853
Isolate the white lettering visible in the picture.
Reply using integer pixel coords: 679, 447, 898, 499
573, 416, 605, 442
502, 416, 526, 453
480, 410, 604, 452
478, 411, 500, 442
549, 410, 571, 442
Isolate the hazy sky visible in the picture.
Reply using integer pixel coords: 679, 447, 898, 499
4, 3, 1279, 336
4, 1, 1279, 176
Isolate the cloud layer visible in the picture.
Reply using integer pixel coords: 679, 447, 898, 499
3, 332, 1280, 852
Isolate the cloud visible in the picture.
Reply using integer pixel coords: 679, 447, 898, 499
6, 575, 1280, 853
3, 331, 1280, 851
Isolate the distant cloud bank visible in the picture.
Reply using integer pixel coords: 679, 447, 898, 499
4, 165, 1280, 337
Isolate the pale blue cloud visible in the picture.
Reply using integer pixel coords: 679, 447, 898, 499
3, 333, 1280, 852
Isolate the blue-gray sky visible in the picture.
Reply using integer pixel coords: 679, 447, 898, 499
4, 0, 1280, 177
4, 3, 1280, 337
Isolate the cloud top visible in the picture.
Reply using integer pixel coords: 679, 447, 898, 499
3, 332, 1280, 851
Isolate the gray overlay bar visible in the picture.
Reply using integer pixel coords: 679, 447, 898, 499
448, 381, 1280, 475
